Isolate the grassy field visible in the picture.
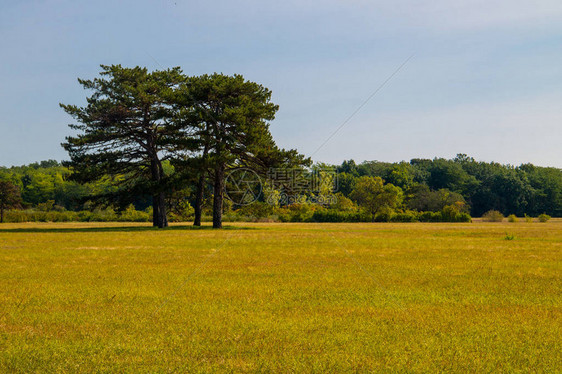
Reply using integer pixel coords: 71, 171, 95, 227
0, 221, 560, 372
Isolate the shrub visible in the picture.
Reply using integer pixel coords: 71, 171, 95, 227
524, 214, 533, 223
538, 213, 551, 223
3, 209, 79, 222
234, 202, 275, 220
311, 209, 370, 222
441, 205, 460, 222
507, 214, 518, 223
374, 211, 392, 222
277, 204, 320, 223
482, 210, 504, 222
418, 211, 442, 222
311, 209, 342, 222
504, 232, 515, 240
90, 208, 118, 222
414, 209, 472, 223
36, 200, 55, 212
434, 205, 472, 222
4, 210, 28, 223
391, 211, 419, 222
224, 203, 280, 223
168, 200, 194, 222
118, 205, 150, 222
50, 211, 79, 222
454, 212, 472, 223
78, 210, 93, 222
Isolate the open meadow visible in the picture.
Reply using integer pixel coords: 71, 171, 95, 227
0, 221, 561, 372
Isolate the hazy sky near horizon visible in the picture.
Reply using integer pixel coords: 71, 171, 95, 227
1, 0, 561, 167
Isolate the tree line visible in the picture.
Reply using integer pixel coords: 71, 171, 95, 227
335, 155, 561, 218
1, 154, 560, 223
0, 66, 561, 224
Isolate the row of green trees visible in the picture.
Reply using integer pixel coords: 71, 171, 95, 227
335, 155, 561, 217
2, 153, 560, 223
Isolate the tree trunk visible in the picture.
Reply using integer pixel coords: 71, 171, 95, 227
213, 164, 225, 229
193, 174, 205, 226
152, 193, 169, 228
157, 193, 168, 228
150, 158, 168, 228
194, 144, 209, 227
152, 195, 159, 227
0, 204, 4, 223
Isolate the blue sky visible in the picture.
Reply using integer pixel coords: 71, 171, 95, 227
1, 0, 561, 167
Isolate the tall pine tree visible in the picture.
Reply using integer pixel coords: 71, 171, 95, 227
61, 65, 185, 227
177, 74, 309, 228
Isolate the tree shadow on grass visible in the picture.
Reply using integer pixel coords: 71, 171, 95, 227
0, 224, 256, 234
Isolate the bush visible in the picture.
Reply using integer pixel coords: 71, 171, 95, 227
504, 232, 515, 240
311, 209, 370, 222
538, 213, 551, 223
118, 205, 150, 222
310, 208, 471, 223
234, 202, 276, 220
168, 212, 189, 223
507, 214, 518, 223
415, 209, 471, 223
311, 209, 342, 222
374, 211, 392, 222
390, 211, 419, 222
36, 200, 55, 212
441, 205, 462, 222
78, 210, 93, 221
4, 210, 28, 223
277, 204, 320, 223
418, 211, 442, 222
50, 211, 79, 222
90, 208, 118, 222
3, 209, 79, 223
168, 200, 194, 222
454, 212, 472, 223
524, 214, 533, 223
482, 210, 504, 222
1, 206, 152, 223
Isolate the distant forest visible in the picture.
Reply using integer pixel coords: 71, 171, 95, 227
1, 154, 560, 218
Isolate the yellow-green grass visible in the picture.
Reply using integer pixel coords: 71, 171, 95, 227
0, 221, 560, 372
